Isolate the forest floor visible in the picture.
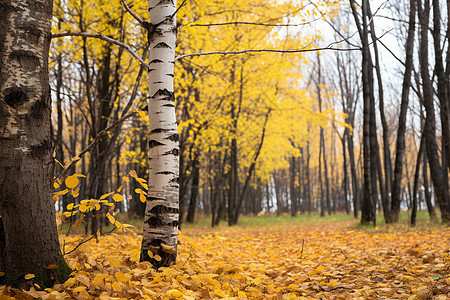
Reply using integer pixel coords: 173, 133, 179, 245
1, 213, 449, 299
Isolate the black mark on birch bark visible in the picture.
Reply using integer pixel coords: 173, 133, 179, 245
163, 148, 178, 156
154, 42, 171, 49
156, 171, 174, 175
4, 86, 27, 108
149, 140, 164, 148
165, 133, 179, 142
10, 50, 40, 71
150, 205, 179, 214
151, 128, 171, 134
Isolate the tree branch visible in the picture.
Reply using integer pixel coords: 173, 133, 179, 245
175, 46, 361, 61
188, 18, 322, 28
172, 0, 189, 18
52, 31, 149, 70
120, 0, 146, 28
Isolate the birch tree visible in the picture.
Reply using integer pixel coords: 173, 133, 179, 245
140, 0, 180, 267
0, 0, 70, 287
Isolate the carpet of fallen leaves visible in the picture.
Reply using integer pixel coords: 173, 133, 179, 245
1, 220, 450, 299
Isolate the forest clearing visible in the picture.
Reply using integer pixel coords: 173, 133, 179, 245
1, 0, 450, 298
1, 215, 449, 299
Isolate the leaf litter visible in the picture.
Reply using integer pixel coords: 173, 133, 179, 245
0, 220, 449, 299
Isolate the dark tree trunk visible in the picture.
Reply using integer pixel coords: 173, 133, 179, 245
290, 156, 297, 216
367, 4, 392, 215
422, 143, 437, 221
411, 128, 425, 226
186, 158, 200, 223
391, 0, 416, 223
305, 139, 312, 214
418, 0, 450, 223
341, 134, 350, 214
91, 47, 113, 235
0, 0, 70, 287
319, 135, 325, 217
431, 0, 450, 174
350, 0, 376, 225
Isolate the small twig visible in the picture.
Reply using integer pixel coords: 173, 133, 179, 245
52, 32, 149, 70
120, 0, 146, 28
300, 239, 305, 259
172, 0, 188, 18
65, 228, 116, 256
392, 256, 403, 272
175, 46, 360, 61
188, 18, 322, 28
181, 245, 193, 267
340, 249, 349, 260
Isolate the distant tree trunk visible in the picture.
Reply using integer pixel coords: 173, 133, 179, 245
319, 136, 325, 217
348, 132, 359, 217
431, 0, 450, 174
341, 133, 350, 214
289, 156, 297, 216
391, 0, 416, 223
91, 46, 113, 235
140, 0, 180, 267
316, 56, 331, 215
367, 4, 392, 217
274, 172, 282, 216
305, 139, 312, 214
350, 0, 376, 225
411, 128, 424, 226
266, 182, 271, 213
299, 147, 305, 214
418, 0, 450, 223
336, 51, 359, 217
186, 158, 199, 223
422, 143, 437, 221
0, 0, 70, 287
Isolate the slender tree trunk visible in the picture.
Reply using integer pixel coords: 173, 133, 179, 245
391, 0, 416, 223
186, 157, 199, 223
423, 142, 437, 221
140, 0, 180, 267
290, 156, 297, 216
411, 129, 425, 226
347, 129, 359, 217
305, 139, 312, 214
341, 134, 350, 214
431, 0, 450, 174
418, 0, 450, 223
0, 0, 70, 287
319, 136, 325, 217
350, 0, 375, 225
367, 4, 392, 212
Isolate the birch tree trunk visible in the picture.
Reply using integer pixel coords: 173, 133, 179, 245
140, 0, 180, 267
0, 0, 70, 287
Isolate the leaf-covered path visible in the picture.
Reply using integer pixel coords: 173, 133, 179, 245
1, 220, 449, 299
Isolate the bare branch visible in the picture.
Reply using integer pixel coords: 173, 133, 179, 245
52, 31, 149, 70
172, 0, 189, 18
175, 46, 361, 61
188, 18, 322, 28
120, 0, 146, 28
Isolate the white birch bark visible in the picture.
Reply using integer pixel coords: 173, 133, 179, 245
140, 0, 179, 267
